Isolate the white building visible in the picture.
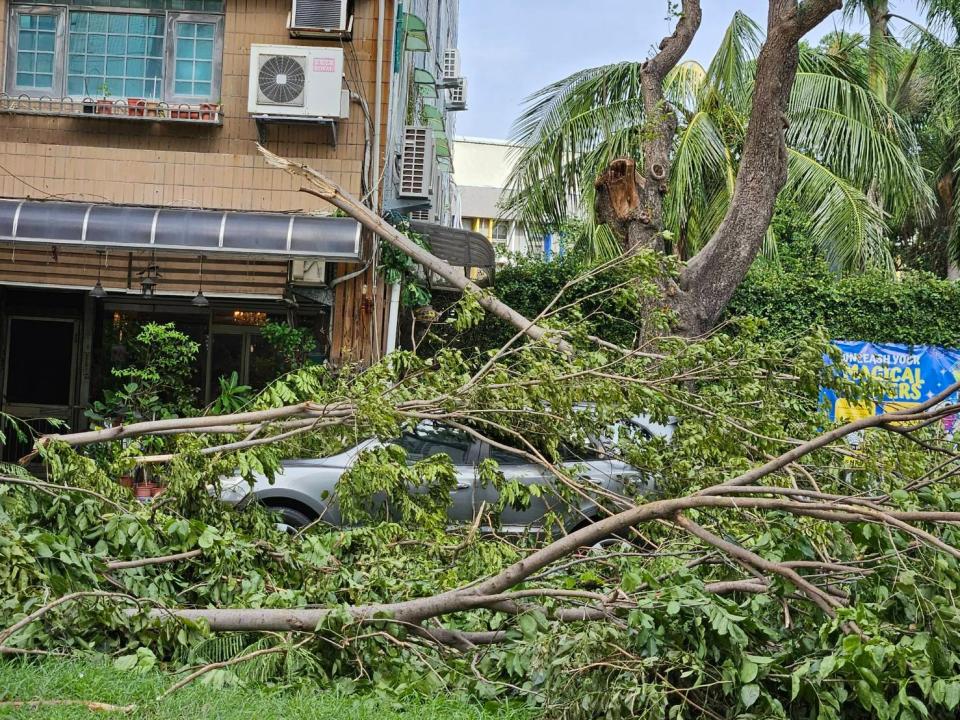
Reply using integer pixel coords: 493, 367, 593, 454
453, 136, 556, 261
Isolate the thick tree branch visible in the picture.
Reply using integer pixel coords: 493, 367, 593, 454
676, 0, 842, 333
258, 145, 570, 353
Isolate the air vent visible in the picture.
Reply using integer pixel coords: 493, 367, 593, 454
446, 77, 467, 111
409, 209, 431, 221
258, 54, 307, 106
291, 0, 349, 30
398, 127, 435, 200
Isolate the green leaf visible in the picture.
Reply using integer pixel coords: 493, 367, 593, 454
740, 660, 759, 683
740, 683, 760, 708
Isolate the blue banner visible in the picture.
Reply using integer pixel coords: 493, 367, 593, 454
822, 340, 960, 433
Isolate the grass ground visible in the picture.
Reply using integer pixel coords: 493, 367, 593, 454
0, 659, 531, 720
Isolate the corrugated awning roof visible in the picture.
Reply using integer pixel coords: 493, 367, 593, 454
0, 199, 362, 260
409, 220, 496, 269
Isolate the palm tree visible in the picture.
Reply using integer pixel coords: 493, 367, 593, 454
504, 12, 933, 272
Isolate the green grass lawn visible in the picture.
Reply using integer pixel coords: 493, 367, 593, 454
0, 659, 532, 720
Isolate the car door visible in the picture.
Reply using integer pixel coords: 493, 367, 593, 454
395, 423, 481, 523
479, 445, 558, 532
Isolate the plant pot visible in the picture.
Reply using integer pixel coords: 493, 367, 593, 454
170, 106, 200, 120
95, 99, 115, 115
143, 101, 159, 118
127, 98, 145, 116
151, 484, 166, 498
119, 475, 135, 490
199, 102, 218, 121
135, 482, 154, 501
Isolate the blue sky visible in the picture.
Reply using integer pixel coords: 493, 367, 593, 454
456, 1, 926, 139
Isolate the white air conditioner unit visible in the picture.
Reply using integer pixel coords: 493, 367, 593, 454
398, 127, 435, 200
290, 259, 327, 285
446, 77, 467, 111
440, 49, 461, 86
289, 0, 349, 31
248, 44, 344, 117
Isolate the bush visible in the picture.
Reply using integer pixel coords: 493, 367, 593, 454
729, 259, 960, 348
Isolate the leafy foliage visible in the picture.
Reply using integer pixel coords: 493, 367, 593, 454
86, 323, 200, 424
504, 12, 932, 272
260, 321, 317, 373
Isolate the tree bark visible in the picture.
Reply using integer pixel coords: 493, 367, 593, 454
675, 0, 843, 335
595, 0, 702, 252
865, 0, 891, 99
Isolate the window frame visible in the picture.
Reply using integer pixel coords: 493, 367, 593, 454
163, 11, 223, 105
4, 2, 224, 104
6, 4, 67, 98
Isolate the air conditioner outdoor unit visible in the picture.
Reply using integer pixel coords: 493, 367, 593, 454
248, 44, 345, 117
398, 127, 435, 200
440, 49, 461, 86
289, 0, 350, 31
409, 208, 432, 221
446, 77, 467, 111
290, 259, 328, 285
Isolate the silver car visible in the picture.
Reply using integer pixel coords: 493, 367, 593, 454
221, 417, 673, 532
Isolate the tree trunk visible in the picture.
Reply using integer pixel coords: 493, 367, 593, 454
673, 0, 842, 335
866, 0, 891, 100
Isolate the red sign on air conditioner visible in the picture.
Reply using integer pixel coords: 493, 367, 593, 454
313, 58, 336, 73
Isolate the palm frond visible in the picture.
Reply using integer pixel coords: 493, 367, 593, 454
704, 11, 762, 114
785, 149, 894, 273
788, 69, 934, 224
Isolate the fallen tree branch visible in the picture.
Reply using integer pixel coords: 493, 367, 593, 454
258, 144, 571, 354
159, 640, 309, 699
0, 591, 138, 648
0, 700, 136, 713
106, 549, 203, 571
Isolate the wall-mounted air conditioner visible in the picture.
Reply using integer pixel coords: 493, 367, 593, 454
439, 49, 461, 87
248, 44, 345, 117
446, 77, 467, 111
289, 0, 351, 33
398, 127, 435, 200
290, 259, 328, 285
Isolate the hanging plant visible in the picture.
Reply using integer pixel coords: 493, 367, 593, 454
379, 216, 433, 309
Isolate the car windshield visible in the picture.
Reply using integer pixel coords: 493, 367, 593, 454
396, 424, 472, 464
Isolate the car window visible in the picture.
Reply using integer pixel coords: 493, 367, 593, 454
488, 446, 527, 465
397, 425, 472, 464
558, 441, 604, 462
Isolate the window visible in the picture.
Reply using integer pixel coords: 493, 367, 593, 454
15, 13, 57, 91
172, 19, 215, 99
6, 0, 223, 104
492, 221, 510, 243
397, 425, 473, 464
66, 12, 165, 97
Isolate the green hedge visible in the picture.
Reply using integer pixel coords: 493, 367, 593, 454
434, 246, 960, 354
728, 262, 960, 349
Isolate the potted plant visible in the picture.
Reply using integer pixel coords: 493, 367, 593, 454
127, 97, 145, 116
95, 82, 114, 115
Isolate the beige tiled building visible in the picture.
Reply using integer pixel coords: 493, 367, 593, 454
0, 0, 469, 446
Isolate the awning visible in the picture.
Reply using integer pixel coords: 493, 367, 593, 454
403, 12, 430, 52
0, 199, 362, 260
410, 220, 496, 268
414, 68, 438, 99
